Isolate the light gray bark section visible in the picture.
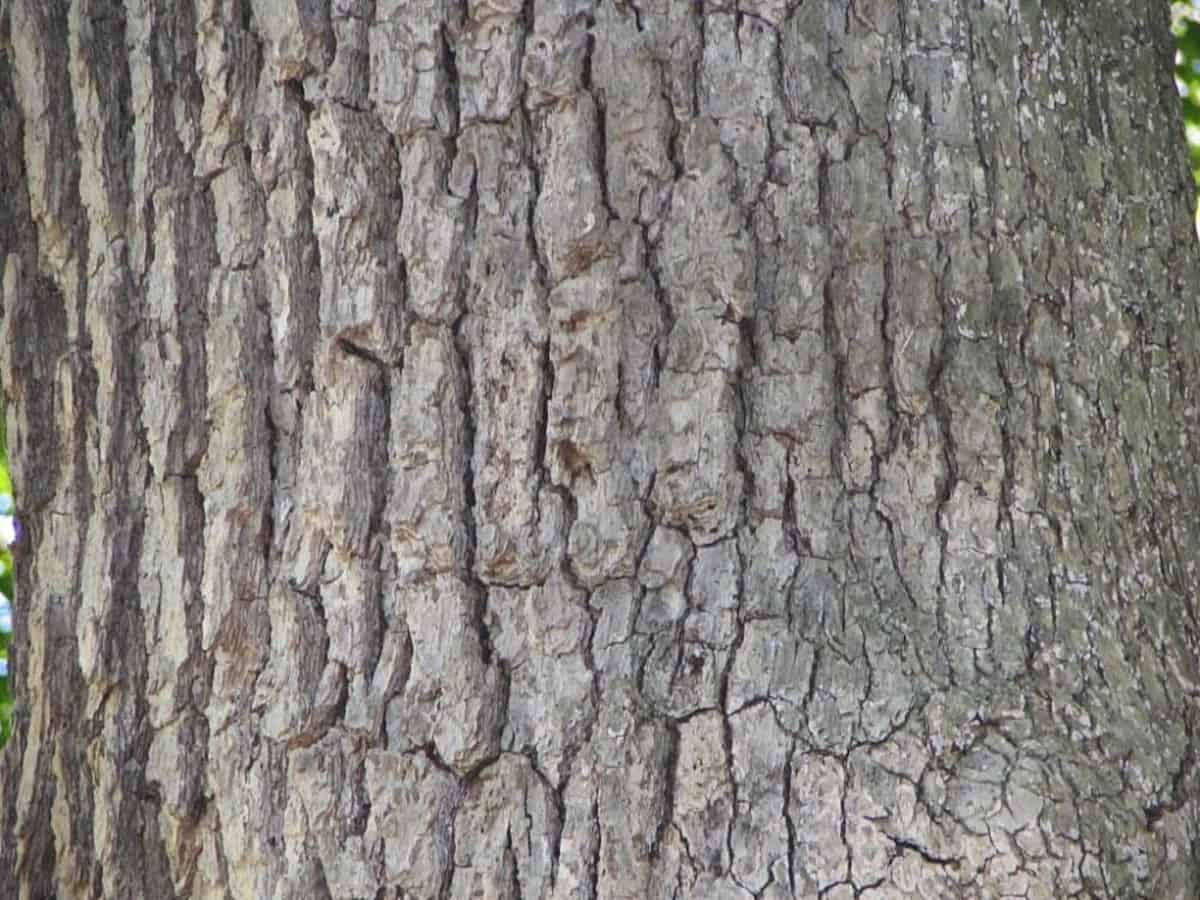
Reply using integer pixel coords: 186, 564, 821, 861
2, 0, 1200, 897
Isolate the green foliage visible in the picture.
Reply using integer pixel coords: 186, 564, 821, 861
1175, 3, 1200, 187
0, 664, 8, 748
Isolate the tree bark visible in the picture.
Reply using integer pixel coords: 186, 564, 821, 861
3, 0, 1200, 897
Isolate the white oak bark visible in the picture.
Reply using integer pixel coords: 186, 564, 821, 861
2, 1, 1200, 897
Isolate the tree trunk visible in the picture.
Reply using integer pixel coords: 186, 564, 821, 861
3, 0, 1200, 896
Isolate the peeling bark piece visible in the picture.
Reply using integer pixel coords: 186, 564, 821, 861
364, 750, 457, 895
309, 103, 404, 363
450, 754, 561, 900
386, 577, 505, 774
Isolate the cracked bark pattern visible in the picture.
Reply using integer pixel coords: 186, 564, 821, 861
3, 0, 1200, 897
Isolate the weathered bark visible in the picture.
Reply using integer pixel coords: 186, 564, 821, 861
3, 0, 1200, 896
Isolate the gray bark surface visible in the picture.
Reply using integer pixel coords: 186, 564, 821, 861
2, 0, 1200, 897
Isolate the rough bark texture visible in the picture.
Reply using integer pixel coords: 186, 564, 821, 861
3, 0, 1200, 897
